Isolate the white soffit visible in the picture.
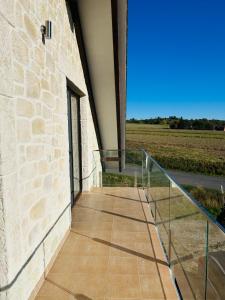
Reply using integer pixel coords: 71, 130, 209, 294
77, 0, 118, 149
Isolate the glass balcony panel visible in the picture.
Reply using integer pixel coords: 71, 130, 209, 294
94, 150, 146, 187
170, 186, 207, 300
145, 157, 170, 260
206, 221, 225, 299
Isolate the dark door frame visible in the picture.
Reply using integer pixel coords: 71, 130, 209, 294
67, 79, 85, 207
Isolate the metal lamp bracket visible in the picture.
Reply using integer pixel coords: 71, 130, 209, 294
40, 20, 52, 44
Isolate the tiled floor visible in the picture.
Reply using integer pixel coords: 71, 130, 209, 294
35, 188, 178, 300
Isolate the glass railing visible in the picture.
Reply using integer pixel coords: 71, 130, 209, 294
93, 149, 225, 299
93, 149, 146, 187
145, 153, 225, 300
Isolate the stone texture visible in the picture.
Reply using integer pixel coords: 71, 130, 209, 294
27, 145, 44, 161
16, 98, 34, 117
0, 0, 99, 299
41, 91, 55, 108
30, 198, 46, 220
0, 15, 13, 96
14, 84, 24, 97
17, 119, 31, 142
13, 62, 25, 84
26, 70, 40, 98
0, 0, 15, 25
12, 32, 29, 66
24, 14, 38, 41
32, 118, 45, 134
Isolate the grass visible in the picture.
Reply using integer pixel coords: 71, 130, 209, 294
126, 123, 225, 176
182, 185, 223, 217
102, 172, 143, 187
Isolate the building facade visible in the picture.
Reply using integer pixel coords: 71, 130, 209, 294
0, 0, 127, 299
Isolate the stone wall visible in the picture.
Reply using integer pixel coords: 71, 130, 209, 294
0, 0, 99, 298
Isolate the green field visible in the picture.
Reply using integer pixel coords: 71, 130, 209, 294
126, 123, 225, 176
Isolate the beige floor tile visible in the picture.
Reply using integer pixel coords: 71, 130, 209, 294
72, 210, 113, 223
51, 255, 108, 274
138, 258, 158, 275
109, 240, 137, 258
89, 230, 112, 241
35, 188, 178, 300
47, 273, 108, 298
113, 200, 141, 210
111, 231, 150, 243
36, 280, 74, 299
113, 220, 147, 232
108, 256, 138, 274
134, 242, 154, 258
104, 206, 145, 218
71, 220, 113, 232
106, 274, 141, 298
139, 275, 165, 299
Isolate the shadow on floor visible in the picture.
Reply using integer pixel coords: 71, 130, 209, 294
46, 278, 93, 300
101, 209, 155, 225
71, 230, 168, 267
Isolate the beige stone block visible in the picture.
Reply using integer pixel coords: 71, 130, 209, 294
17, 119, 31, 142
41, 79, 49, 90
30, 198, 45, 220
19, 0, 31, 12
20, 163, 37, 180
59, 158, 66, 171
46, 51, 55, 73
16, 98, 34, 117
38, 160, 48, 174
0, 0, 14, 25
43, 174, 52, 192
24, 14, 38, 41
18, 145, 26, 164
32, 118, 45, 134
35, 47, 44, 66
45, 124, 54, 135
55, 97, 67, 114
55, 124, 64, 135
27, 145, 44, 161
36, 103, 42, 115
28, 222, 41, 247
21, 192, 36, 211
32, 177, 42, 189
50, 74, 58, 95
42, 106, 51, 119
26, 70, 40, 98
14, 84, 24, 96
41, 91, 55, 108
30, 60, 41, 77
54, 149, 61, 159
53, 177, 59, 189
12, 31, 29, 66
0, 15, 13, 96
18, 30, 30, 45
15, 2, 24, 28
36, 0, 48, 20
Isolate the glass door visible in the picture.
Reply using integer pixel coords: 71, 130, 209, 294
67, 88, 82, 207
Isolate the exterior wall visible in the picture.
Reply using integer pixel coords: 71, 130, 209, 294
0, 0, 99, 299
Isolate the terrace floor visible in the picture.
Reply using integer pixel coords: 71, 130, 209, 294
35, 187, 178, 300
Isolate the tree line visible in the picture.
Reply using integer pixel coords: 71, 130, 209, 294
127, 116, 225, 130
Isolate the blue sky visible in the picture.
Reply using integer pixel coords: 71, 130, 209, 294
127, 0, 225, 119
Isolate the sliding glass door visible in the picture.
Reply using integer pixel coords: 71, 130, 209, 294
67, 88, 82, 207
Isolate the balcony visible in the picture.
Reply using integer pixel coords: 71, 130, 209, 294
35, 150, 225, 299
